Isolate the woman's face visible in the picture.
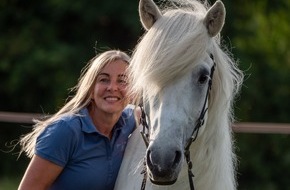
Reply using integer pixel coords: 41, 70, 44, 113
91, 59, 129, 115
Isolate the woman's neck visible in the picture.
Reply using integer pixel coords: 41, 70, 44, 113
88, 107, 121, 139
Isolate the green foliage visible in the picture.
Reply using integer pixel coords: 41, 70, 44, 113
223, 0, 290, 122
222, 0, 290, 189
0, 0, 289, 189
235, 134, 290, 190
0, 123, 30, 187
0, 0, 140, 113
0, 177, 21, 190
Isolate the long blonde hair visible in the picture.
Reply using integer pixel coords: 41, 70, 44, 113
19, 50, 130, 158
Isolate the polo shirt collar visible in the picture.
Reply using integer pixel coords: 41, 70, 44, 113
80, 108, 98, 134
79, 108, 125, 134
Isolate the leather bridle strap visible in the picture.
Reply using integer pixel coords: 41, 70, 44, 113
140, 105, 149, 190
184, 53, 216, 190
184, 53, 216, 150
140, 106, 150, 148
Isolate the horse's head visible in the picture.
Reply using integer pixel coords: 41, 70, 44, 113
130, 0, 227, 185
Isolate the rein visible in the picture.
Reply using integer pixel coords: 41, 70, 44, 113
139, 54, 216, 190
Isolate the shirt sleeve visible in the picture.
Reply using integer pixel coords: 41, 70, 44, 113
35, 120, 76, 167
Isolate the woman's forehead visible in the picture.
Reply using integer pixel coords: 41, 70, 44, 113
99, 60, 128, 75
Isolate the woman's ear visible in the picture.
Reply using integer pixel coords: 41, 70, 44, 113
89, 92, 94, 101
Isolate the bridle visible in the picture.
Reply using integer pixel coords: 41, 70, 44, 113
139, 54, 216, 190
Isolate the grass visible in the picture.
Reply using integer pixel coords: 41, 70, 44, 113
0, 176, 21, 190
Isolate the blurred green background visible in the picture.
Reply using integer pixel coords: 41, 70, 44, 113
0, 0, 289, 189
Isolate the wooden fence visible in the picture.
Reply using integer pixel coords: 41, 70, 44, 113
1, 111, 290, 134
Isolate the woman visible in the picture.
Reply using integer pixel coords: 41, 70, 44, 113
18, 50, 139, 190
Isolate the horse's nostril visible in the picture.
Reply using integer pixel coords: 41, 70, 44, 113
146, 150, 153, 169
173, 151, 182, 167
146, 148, 182, 171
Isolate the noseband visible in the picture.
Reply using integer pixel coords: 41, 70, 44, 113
139, 54, 216, 190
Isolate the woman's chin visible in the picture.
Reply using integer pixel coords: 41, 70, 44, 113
103, 103, 126, 114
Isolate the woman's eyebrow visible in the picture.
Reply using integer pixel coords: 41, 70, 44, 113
98, 73, 109, 77
97, 73, 127, 77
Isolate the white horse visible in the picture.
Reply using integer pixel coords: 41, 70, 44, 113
115, 0, 243, 189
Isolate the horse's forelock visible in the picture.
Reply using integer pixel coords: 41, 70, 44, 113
130, 10, 210, 97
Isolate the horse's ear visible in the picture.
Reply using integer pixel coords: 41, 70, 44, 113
204, 0, 226, 37
139, 0, 162, 30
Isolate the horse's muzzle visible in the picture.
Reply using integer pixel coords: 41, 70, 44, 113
149, 178, 177, 186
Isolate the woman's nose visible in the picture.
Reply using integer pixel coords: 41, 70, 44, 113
107, 81, 119, 91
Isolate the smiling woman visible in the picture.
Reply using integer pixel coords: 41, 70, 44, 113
17, 50, 139, 190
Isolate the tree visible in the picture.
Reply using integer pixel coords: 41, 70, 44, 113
0, 0, 141, 113
223, 0, 290, 189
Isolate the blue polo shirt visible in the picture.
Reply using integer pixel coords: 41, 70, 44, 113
35, 106, 136, 190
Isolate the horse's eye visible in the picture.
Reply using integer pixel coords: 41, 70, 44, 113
198, 74, 209, 84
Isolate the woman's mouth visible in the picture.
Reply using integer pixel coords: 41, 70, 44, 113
105, 97, 120, 102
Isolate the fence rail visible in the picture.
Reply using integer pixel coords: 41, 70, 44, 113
232, 122, 290, 134
1, 111, 290, 134
0, 111, 44, 124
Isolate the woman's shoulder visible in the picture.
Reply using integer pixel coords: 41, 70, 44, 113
119, 104, 140, 133
123, 104, 141, 124
47, 113, 84, 134
122, 104, 137, 120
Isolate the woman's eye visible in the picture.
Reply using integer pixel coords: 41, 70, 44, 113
99, 78, 110, 83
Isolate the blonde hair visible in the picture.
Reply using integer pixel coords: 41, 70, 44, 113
19, 50, 130, 158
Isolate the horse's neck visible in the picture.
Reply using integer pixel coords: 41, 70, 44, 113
114, 126, 146, 190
